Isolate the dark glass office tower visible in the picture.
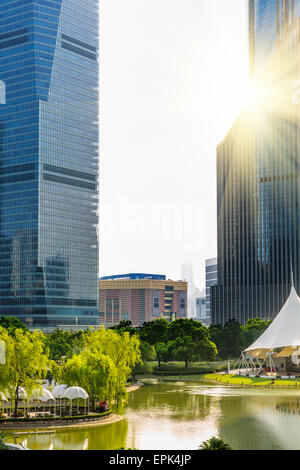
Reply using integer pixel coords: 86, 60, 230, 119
211, 2, 300, 325
249, 1, 291, 74
248, 1, 300, 77
0, 0, 99, 330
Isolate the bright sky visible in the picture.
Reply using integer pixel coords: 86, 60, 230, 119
99, 0, 249, 290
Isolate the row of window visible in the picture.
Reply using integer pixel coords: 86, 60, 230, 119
43, 172, 96, 191
43, 163, 96, 182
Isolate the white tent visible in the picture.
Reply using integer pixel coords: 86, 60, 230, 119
61, 387, 89, 416
244, 285, 300, 356
61, 387, 89, 400
52, 384, 68, 398
31, 388, 55, 402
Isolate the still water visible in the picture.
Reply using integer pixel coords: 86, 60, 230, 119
12, 379, 300, 450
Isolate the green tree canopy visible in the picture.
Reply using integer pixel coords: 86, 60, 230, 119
138, 319, 169, 345
0, 327, 51, 416
210, 319, 244, 359
199, 437, 232, 450
0, 316, 29, 336
60, 328, 141, 409
242, 317, 271, 348
155, 341, 174, 368
170, 335, 217, 369
132, 341, 155, 380
60, 349, 117, 409
168, 318, 209, 341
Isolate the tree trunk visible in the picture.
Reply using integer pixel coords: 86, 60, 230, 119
14, 385, 19, 418
158, 359, 161, 369
185, 360, 188, 370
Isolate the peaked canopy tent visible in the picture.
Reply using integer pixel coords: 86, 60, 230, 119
241, 283, 300, 375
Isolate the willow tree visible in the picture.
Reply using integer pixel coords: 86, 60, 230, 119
0, 327, 50, 417
85, 329, 141, 400
83, 329, 141, 405
60, 350, 118, 410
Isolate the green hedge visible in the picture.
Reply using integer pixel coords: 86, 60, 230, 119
0, 411, 111, 424
152, 369, 215, 376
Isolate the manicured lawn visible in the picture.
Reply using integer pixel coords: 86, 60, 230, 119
204, 373, 300, 387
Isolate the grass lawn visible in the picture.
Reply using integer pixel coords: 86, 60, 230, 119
204, 373, 300, 387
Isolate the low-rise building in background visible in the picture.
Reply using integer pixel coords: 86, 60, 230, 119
99, 274, 187, 327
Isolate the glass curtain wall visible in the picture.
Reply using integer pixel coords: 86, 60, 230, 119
0, 0, 99, 330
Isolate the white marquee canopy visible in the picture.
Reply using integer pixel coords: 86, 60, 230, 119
244, 284, 300, 357
61, 387, 89, 400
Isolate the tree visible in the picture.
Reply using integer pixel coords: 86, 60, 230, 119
66, 328, 142, 407
243, 317, 271, 347
210, 320, 244, 359
132, 341, 155, 380
155, 342, 174, 368
168, 318, 208, 341
138, 319, 169, 345
61, 349, 117, 410
170, 336, 196, 369
199, 437, 232, 450
0, 327, 51, 417
110, 320, 134, 331
170, 335, 217, 370
45, 329, 73, 362
0, 317, 29, 336
168, 319, 218, 368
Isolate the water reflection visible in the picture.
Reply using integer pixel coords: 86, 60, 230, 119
18, 381, 300, 450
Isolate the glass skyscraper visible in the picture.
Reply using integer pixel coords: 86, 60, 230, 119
211, 1, 300, 325
0, 0, 99, 330
249, 0, 300, 75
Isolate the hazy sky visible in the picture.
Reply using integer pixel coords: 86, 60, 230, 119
99, 0, 249, 289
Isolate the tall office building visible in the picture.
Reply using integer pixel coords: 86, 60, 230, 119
249, 0, 300, 76
0, 1, 99, 330
205, 258, 217, 326
211, 1, 300, 325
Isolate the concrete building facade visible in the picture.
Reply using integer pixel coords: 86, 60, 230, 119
99, 274, 187, 327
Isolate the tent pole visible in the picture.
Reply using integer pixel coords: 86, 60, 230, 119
234, 353, 243, 372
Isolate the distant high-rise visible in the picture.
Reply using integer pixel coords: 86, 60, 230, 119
212, 1, 300, 325
0, 1, 99, 330
205, 258, 217, 326
181, 263, 199, 318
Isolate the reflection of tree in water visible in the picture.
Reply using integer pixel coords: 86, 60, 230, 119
127, 383, 212, 420
24, 419, 129, 450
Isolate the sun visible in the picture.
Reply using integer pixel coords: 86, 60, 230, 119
242, 79, 268, 110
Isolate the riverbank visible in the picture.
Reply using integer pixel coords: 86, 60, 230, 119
0, 413, 124, 431
204, 373, 300, 387
126, 382, 144, 393
0, 384, 144, 432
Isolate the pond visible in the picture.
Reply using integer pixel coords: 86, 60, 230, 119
10, 379, 300, 450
